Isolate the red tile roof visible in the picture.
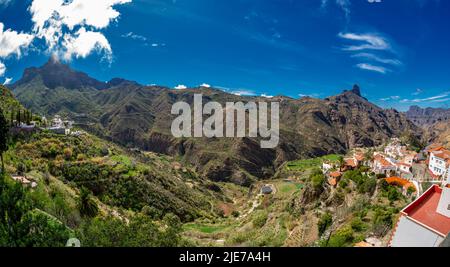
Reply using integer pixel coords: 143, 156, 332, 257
355, 153, 364, 162
328, 178, 337, 187
374, 154, 394, 167
345, 158, 357, 168
329, 171, 343, 178
385, 177, 415, 191
402, 185, 450, 236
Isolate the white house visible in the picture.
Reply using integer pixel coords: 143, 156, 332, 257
428, 149, 450, 178
372, 154, 397, 175
390, 184, 450, 247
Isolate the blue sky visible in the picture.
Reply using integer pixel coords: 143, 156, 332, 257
0, 0, 449, 111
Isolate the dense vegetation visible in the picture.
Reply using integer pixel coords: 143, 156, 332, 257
0, 103, 219, 246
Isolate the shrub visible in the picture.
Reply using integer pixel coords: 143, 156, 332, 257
310, 169, 325, 190
63, 148, 73, 160
252, 211, 268, 228
317, 213, 332, 236
350, 217, 366, 232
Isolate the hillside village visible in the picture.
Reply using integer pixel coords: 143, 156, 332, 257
319, 139, 450, 247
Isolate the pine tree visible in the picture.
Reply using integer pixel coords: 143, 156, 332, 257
16, 109, 21, 126
10, 109, 14, 127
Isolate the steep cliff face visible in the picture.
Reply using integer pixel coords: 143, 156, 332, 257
406, 105, 450, 126
405, 106, 450, 148
11, 60, 422, 184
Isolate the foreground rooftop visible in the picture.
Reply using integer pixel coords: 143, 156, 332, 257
402, 185, 450, 236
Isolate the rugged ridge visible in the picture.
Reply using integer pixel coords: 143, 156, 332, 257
10, 59, 422, 184
405, 105, 450, 127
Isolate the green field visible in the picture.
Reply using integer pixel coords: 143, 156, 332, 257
286, 154, 342, 171
183, 223, 230, 234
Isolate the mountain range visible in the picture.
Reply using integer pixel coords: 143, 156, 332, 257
406, 106, 450, 148
10, 59, 422, 185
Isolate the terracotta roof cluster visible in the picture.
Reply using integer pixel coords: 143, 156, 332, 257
329, 171, 343, 178
345, 158, 358, 168
385, 177, 416, 191
354, 153, 365, 162
374, 154, 394, 167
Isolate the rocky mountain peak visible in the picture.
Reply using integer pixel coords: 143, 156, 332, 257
351, 84, 362, 97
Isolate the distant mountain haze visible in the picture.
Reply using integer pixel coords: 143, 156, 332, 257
9, 59, 423, 185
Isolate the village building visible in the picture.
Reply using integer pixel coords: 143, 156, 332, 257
428, 147, 450, 179
372, 154, 397, 176
46, 115, 75, 135
384, 139, 408, 159
322, 162, 335, 173
390, 184, 450, 247
327, 171, 342, 187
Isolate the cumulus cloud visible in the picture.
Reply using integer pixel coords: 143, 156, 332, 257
0, 61, 5, 76
0, 23, 34, 58
200, 83, 211, 88
339, 32, 390, 51
356, 63, 389, 74
174, 84, 187, 90
3, 77, 12, 85
0, 23, 27, 77
29, 0, 131, 61
63, 27, 112, 60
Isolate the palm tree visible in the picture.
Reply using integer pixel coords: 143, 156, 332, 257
78, 187, 99, 218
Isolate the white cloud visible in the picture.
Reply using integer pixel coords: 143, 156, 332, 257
261, 93, 274, 98
63, 27, 112, 61
174, 84, 187, 90
121, 32, 147, 41
0, 23, 34, 58
0, 61, 5, 76
231, 90, 255, 96
200, 83, 211, 88
336, 0, 351, 21
352, 53, 401, 66
3, 77, 12, 85
356, 63, 389, 74
29, 0, 131, 60
412, 88, 423, 96
339, 32, 390, 51
0, 0, 12, 6
401, 92, 450, 103
299, 93, 321, 98
321, 0, 351, 21
380, 95, 400, 101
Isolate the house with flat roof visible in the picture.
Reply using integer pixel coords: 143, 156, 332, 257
428, 148, 450, 178
372, 154, 397, 176
389, 184, 450, 247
